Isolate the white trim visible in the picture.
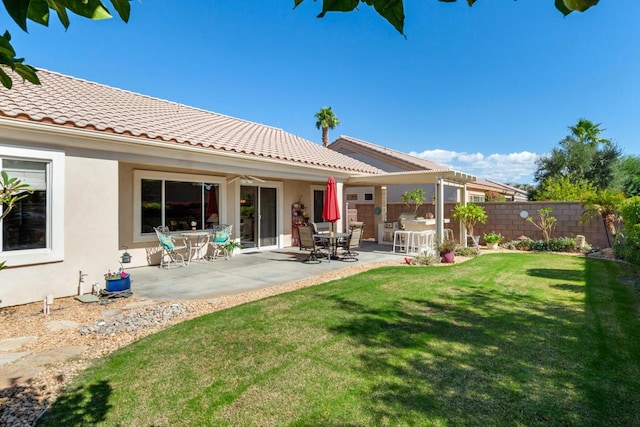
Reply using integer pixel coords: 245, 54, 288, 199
309, 185, 326, 226
0, 118, 361, 180
133, 169, 227, 243
234, 179, 283, 251
0, 145, 65, 266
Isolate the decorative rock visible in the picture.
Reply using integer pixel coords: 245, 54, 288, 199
79, 303, 193, 335
102, 309, 122, 317
0, 352, 31, 367
123, 300, 156, 310
0, 336, 37, 351
45, 320, 80, 331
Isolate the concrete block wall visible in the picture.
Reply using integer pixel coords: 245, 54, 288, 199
357, 201, 612, 249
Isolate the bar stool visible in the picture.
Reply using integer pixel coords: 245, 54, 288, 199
443, 228, 454, 241
411, 230, 436, 255
393, 230, 412, 253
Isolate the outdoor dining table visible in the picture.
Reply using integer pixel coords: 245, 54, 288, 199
180, 231, 211, 263
313, 232, 350, 263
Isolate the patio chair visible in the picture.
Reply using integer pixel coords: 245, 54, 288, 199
298, 225, 325, 263
340, 222, 363, 255
340, 227, 362, 262
207, 224, 233, 260
308, 222, 329, 251
154, 226, 188, 269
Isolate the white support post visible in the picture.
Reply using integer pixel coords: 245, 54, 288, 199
436, 178, 445, 243
460, 184, 468, 247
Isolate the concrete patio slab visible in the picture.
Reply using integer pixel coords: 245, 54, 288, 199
128, 243, 404, 301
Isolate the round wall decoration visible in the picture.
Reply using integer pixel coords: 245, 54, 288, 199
374, 207, 382, 215
519, 210, 529, 219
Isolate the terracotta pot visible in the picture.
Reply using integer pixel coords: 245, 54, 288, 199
440, 251, 455, 264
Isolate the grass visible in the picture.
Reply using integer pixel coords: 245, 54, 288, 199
38, 253, 640, 426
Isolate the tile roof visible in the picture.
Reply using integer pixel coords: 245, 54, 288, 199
329, 135, 450, 171
0, 70, 381, 174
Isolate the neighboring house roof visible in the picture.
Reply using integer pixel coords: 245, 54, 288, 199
472, 178, 512, 193
331, 135, 528, 196
0, 70, 381, 174
329, 135, 450, 172
485, 179, 529, 199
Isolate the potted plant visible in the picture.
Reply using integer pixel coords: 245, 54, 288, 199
483, 231, 503, 249
104, 268, 130, 292
401, 188, 426, 215
451, 203, 488, 247
222, 240, 242, 257
437, 239, 457, 263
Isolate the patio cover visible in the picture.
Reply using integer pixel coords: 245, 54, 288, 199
346, 169, 478, 244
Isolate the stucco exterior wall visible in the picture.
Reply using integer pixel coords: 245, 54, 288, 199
2, 153, 119, 308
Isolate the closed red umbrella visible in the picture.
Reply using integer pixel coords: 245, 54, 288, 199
322, 177, 340, 231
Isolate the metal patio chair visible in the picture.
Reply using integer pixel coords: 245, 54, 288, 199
154, 226, 188, 269
207, 224, 233, 260
298, 225, 326, 263
340, 226, 362, 262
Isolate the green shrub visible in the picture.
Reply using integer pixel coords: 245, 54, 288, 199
502, 237, 580, 253
619, 197, 640, 266
411, 253, 440, 265
502, 239, 533, 251
455, 247, 479, 257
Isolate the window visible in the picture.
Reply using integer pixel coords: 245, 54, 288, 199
364, 193, 373, 201
134, 170, 225, 239
470, 194, 485, 203
346, 194, 358, 201
0, 146, 64, 266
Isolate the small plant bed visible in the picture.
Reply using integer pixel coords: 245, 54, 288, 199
501, 236, 591, 253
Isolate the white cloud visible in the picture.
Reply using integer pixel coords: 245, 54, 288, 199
409, 149, 540, 184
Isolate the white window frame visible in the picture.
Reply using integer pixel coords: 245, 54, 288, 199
133, 170, 227, 242
0, 146, 65, 266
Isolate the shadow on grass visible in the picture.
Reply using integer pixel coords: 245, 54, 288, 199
549, 283, 584, 293
526, 267, 584, 282
583, 258, 640, 425
36, 380, 112, 426
325, 257, 640, 425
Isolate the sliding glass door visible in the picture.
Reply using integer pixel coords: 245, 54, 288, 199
240, 185, 278, 249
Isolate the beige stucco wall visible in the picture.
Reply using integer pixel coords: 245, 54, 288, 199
2, 154, 119, 308
3, 148, 347, 307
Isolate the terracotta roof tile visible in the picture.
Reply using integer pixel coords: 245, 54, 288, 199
0, 70, 381, 174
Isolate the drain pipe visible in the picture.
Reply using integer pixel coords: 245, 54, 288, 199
78, 270, 88, 295
43, 294, 53, 314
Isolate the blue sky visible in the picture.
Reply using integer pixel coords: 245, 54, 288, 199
6, 1, 640, 184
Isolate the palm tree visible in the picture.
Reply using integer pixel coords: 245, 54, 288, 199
314, 107, 340, 148
580, 189, 626, 247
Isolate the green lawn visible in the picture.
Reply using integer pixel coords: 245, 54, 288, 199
39, 253, 640, 426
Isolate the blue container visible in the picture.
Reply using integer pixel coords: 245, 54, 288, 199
105, 274, 131, 292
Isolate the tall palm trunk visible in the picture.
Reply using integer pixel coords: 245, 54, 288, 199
322, 127, 329, 147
